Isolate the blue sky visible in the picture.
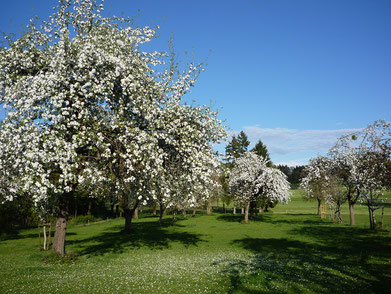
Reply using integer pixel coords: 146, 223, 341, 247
1, 0, 390, 166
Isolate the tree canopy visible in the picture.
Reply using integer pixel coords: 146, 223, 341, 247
0, 0, 226, 255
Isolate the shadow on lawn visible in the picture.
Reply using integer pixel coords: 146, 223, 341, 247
0, 231, 77, 242
217, 213, 326, 226
68, 219, 204, 256
222, 226, 391, 293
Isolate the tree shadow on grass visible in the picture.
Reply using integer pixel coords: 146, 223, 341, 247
222, 227, 391, 293
217, 213, 327, 226
0, 231, 77, 242
216, 214, 247, 223
260, 213, 329, 226
288, 225, 391, 264
67, 219, 204, 257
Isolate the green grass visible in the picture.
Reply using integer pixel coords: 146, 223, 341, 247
1, 190, 391, 293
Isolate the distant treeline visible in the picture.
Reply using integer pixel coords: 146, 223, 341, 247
276, 165, 306, 188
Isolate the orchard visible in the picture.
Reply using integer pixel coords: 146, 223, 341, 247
0, 1, 390, 293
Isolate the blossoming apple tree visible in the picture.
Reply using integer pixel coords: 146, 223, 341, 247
303, 120, 390, 227
150, 102, 223, 222
229, 152, 290, 223
0, 0, 226, 255
301, 155, 346, 222
328, 120, 390, 226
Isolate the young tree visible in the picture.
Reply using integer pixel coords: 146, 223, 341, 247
302, 158, 346, 223
301, 156, 332, 215
323, 175, 346, 223
356, 150, 389, 229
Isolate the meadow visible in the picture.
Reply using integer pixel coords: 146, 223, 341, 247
1, 190, 390, 294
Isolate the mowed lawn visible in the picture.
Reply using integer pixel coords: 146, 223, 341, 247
1, 190, 391, 293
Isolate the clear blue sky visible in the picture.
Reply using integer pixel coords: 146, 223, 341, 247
1, 0, 390, 165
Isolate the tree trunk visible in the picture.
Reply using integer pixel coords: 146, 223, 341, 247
367, 199, 376, 230
381, 206, 385, 229
124, 208, 132, 232
43, 225, 47, 250
192, 207, 197, 217
233, 205, 236, 215
337, 208, 343, 224
370, 207, 374, 229
110, 202, 114, 215
244, 202, 250, 224
38, 223, 41, 249
249, 201, 254, 220
372, 209, 376, 229
53, 193, 70, 257
88, 198, 92, 215
159, 204, 164, 225
48, 223, 52, 250
53, 215, 67, 256
259, 207, 264, 213
207, 202, 212, 215
241, 207, 244, 214
349, 201, 355, 226
336, 201, 343, 223
133, 207, 138, 220
182, 209, 187, 217
153, 202, 157, 216
317, 198, 322, 215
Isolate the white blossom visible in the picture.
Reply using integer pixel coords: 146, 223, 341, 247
229, 152, 290, 206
